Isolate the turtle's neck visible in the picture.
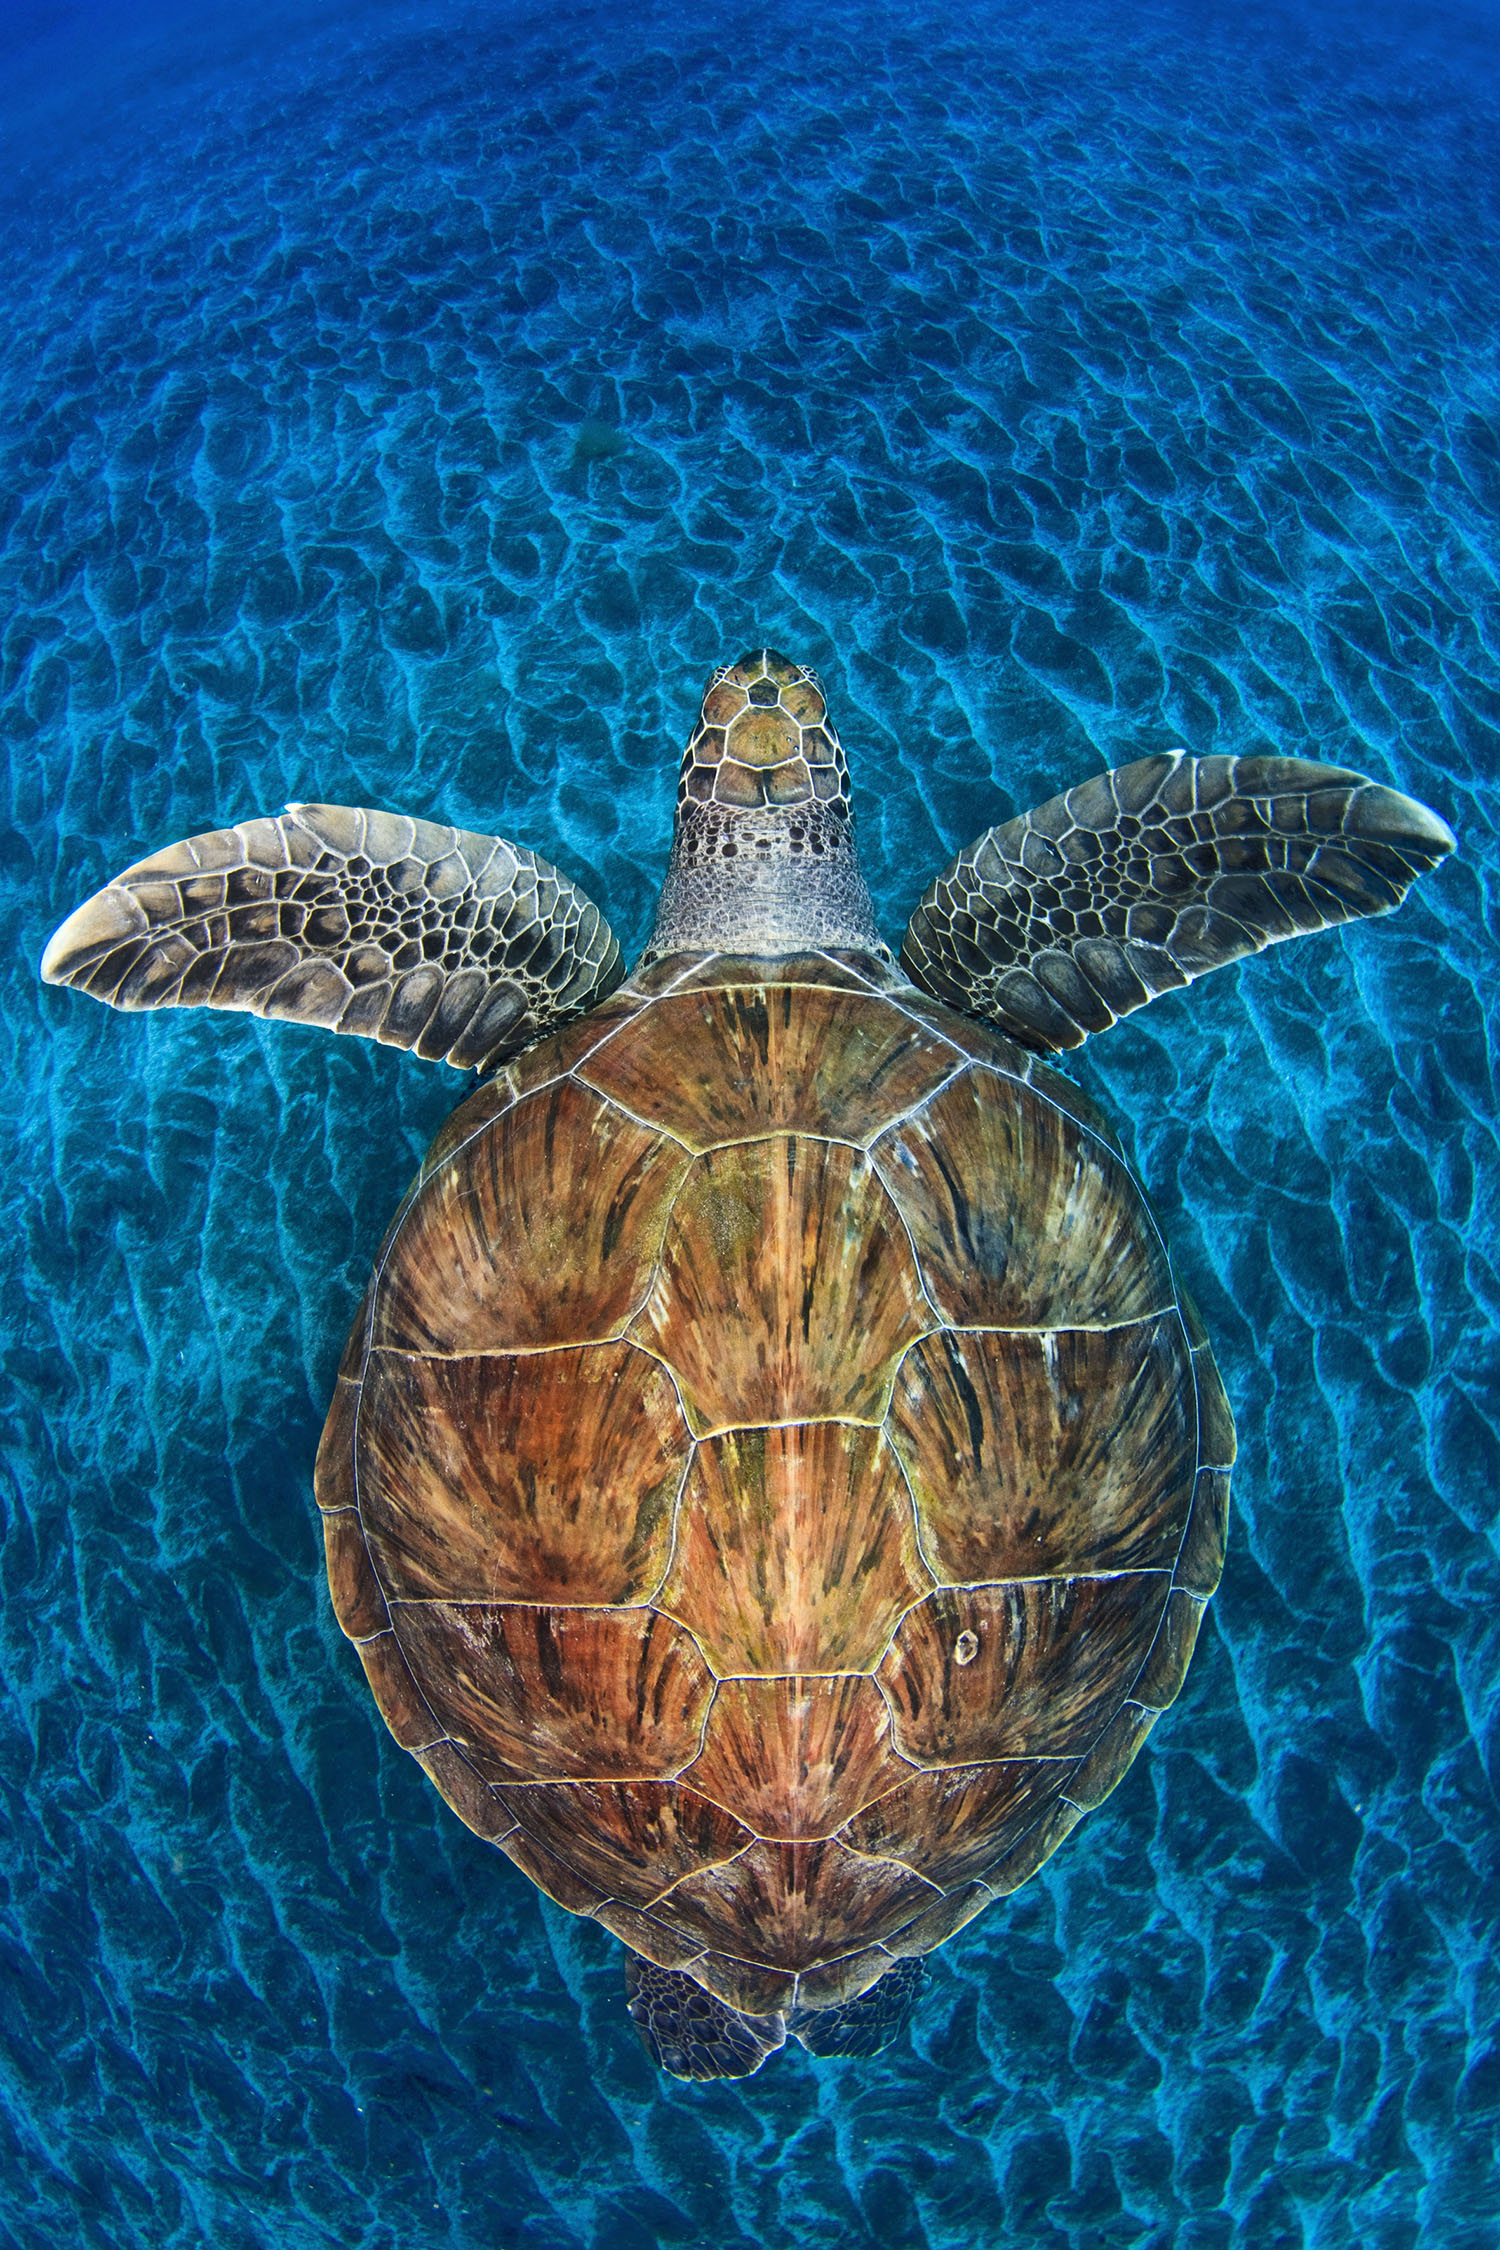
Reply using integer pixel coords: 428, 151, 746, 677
639, 799, 889, 966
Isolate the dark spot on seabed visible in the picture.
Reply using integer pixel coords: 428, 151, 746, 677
570, 418, 629, 468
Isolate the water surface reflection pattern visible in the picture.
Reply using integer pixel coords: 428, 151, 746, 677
2, 0, 1496, 2243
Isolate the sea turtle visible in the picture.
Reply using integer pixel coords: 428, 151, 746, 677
42, 648, 1453, 2080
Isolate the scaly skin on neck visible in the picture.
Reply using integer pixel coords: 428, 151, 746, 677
640, 648, 889, 966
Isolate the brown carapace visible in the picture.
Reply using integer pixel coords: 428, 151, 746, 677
315, 947, 1233, 2069
41, 644, 1454, 2081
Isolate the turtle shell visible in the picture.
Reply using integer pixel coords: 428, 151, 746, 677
315, 949, 1235, 2019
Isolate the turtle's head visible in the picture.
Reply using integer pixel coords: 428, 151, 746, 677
642, 647, 887, 966
676, 648, 851, 819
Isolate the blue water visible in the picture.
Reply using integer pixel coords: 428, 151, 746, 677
2, 0, 1497, 2241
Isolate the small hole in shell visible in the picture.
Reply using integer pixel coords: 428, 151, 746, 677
954, 1629, 979, 1667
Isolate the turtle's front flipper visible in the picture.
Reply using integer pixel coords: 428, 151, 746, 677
901, 753, 1455, 1053
40, 804, 623, 1072
624, 1958, 787, 2081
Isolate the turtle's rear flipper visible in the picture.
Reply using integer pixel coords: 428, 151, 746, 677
901, 753, 1455, 1053
625, 1958, 787, 2081
788, 1957, 925, 2058
40, 804, 622, 1073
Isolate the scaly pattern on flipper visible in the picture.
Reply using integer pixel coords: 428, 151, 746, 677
902, 753, 1455, 1052
625, 1956, 787, 2082
40, 803, 622, 1070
